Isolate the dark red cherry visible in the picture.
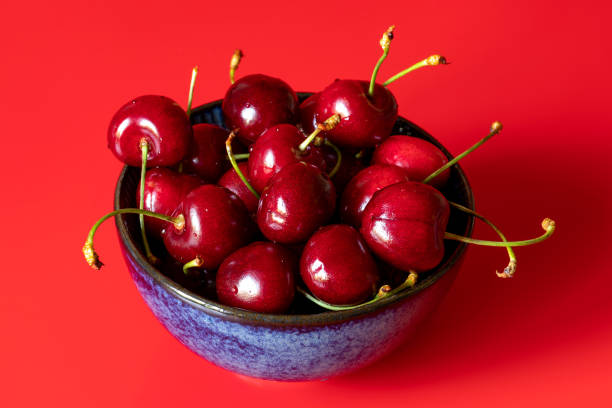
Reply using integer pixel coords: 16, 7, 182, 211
319, 146, 368, 195
107, 95, 192, 167
257, 162, 335, 244
163, 185, 255, 269
360, 181, 450, 272
300, 80, 397, 148
222, 74, 298, 143
216, 242, 297, 313
301, 224, 379, 305
136, 167, 202, 238
339, 164, 410, 228
218, 162, 259, 214
181, 124, 230, 182
372, 135, 450, 189
248, 124, 326, 193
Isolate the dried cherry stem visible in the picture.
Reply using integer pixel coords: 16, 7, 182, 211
298, 114, 341, 152
226, 131, 259, 199
82, 209, 185, 270
383, 54, 448, 87
444, 218, 556, 247
139, 139, 158, 265
234, 153, 250, 161
298, 271, 418, 311
449, 201, 517, 278
368, 25, 395, 97
229, 49, 243, 84
186, 66, 199, 118
183, 256, 204, 275
423, 121, 503, 184
324, 139, 342, 178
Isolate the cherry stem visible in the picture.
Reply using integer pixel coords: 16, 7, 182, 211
368, 25, 395, 97
324, 140, 342, 178
139, 140, 158, 265
229, 49, 243, 84
82, 209, 184, 270
234, 153, 250, 161
298, 271, 418, 311
444, 218, 556, 247
226, 131, 259, 199
298, 114, 341, 152
449, 201, 517, 278
183, 256, 204, 275
382, 54, 448, 87
423, 121, 503, 185
186, 66, 199, 118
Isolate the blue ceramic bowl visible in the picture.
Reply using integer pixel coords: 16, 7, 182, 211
114, 96, 474, 381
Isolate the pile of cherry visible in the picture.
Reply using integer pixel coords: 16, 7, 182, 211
83, 27, 555, 314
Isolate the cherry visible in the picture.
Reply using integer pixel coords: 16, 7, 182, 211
163, 185, 255, 269
339, 164, 410, 228
136, 167, 202, 238
257, 162, 336, 244
360, 181, 450, 273
216, 242, 296, 313
372, 136, 450, 189
222, 74, 299, 143
181, 123, 230, 182
218, 162, 259, 214
107, 95, 192, 167
300, 224, 379, 305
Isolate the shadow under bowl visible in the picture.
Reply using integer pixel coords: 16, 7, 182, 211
114, 96, 474, 381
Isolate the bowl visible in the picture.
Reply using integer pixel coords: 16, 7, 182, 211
114, 95, 475, 381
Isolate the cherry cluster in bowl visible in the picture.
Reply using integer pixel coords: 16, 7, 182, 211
84, 27, 555, 314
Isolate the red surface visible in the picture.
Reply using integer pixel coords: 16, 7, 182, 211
1, 0, 610, 406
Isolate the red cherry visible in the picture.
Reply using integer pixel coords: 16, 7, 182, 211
257, 162, 335, 244
163, 185, 255, 269
222, 74, 298, 143
136, 167, 202, 238
360, 181, 450, 272
216, 242, 296, 313
107, 95, 192, 167
218, 162, 259, 214
372, 135, 450, 189
301, 224, 379, 305
247, 124, 326, 193
181, 124, 230, 182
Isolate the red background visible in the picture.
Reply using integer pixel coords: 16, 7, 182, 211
1, 0, 611, 406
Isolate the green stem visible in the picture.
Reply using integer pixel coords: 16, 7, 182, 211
298, 127, 323, 152
383, 54, 447, 87
449, 201, 517, 278
183, 256, 204, 275
423, 121, 502, 184
299, 114, 341, 152
229, 49, 243, 84
324, 140, 342, 178
368, 26, 394, 96
233, 153, 250, 161
186, 66, 198, 118
139, 140, 158, 265
226, 131, 259, 199
83, 209, 184, 270
444, 218, 556, 247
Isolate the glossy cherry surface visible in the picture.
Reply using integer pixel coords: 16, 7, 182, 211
360, 181, 450, 272
301, 224, 379, 305
181, 123, 229, 182
136, 167, 202, 238
108, 95, 192, 167
300, 80, 397, 148
257, 162, 335, 244
163, 185, 255, 269
222, 74, 299, 143
218, 162, 259, 214
339, 164, 410, 228
372, 135, 450, 189
248, 124, 326, 193
216, 242, 297, 313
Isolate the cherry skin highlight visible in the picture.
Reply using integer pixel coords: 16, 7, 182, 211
163, 185, 256, 269
216, 242, 297, 314
360, 181, 450, 272
222, 74, 299, 143
372, 135, 450, 189
257, 162, 336, 244
108, 95, 192, 167
218, 162, 259, 215
181, 124, 230, 182
301, 224, 379, 305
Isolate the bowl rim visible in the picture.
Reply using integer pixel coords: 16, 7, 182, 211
114, 98, 475, 326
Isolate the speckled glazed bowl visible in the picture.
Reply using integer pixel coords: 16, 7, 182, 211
114, 96, 474, 381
